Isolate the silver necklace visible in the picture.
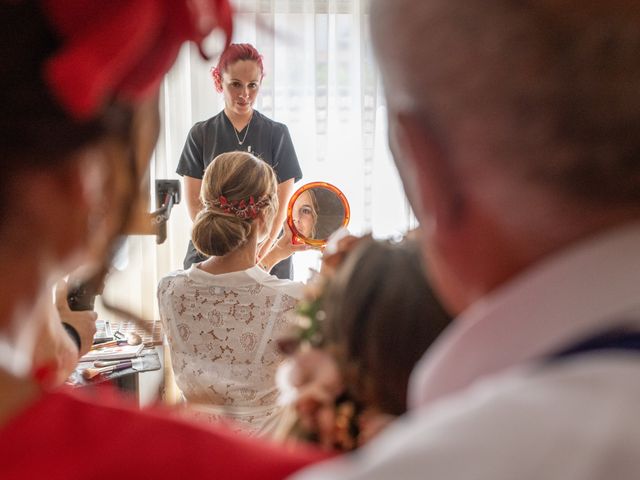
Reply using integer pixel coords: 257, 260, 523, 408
230, 112, 253, 146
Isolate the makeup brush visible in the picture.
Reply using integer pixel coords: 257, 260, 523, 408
90, 332, 142, 350
82, 360, 132, 380
93, 360, 124, 368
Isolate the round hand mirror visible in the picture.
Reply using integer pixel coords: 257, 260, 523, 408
287, 182, 350, 247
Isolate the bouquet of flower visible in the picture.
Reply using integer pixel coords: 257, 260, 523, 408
277, 235, 368, 451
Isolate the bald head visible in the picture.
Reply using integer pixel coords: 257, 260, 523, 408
371, 0, 640, 206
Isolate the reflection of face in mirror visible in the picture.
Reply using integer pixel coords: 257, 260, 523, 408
292, 190, 318, 238
288, 182, 350, 246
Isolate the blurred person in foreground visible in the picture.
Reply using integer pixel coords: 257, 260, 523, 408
0, 1, 324, 478
278, 236, 451, 451
290, 1, 640, 479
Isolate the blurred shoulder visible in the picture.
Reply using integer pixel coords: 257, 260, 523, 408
1, 390, 323, 479
295, 355, 640, 480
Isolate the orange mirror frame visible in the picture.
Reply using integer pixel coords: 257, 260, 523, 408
286, 182, 350, 247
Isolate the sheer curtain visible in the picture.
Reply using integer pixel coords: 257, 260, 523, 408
101, 0, 415, 321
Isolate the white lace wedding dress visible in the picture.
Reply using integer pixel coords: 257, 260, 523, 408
158, 264, 303, 437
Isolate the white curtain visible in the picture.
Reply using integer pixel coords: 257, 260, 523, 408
99, 0, 415, 321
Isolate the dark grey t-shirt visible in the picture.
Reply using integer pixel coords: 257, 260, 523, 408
177, 110, 302, 278
176, 109, 302, 182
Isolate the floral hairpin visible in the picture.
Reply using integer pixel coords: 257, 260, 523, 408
211, 195, 270, 219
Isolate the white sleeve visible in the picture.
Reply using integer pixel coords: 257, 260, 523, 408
290, 360, 640, 480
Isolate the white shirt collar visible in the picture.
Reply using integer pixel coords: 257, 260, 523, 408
187, 263, 304, 298
187, 263, 265, 286
409, 222, 640, 409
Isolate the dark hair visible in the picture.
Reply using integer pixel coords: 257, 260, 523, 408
211, 43, 264, 92
322, 238, 452, 415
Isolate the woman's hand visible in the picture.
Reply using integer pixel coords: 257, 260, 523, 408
259, 225, 309, 271
275, 224, 310, 255
32, 279, 98, 387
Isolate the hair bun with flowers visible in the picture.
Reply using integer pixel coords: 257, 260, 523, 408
209, 194, 270, 220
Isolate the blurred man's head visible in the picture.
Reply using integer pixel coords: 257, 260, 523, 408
371, 0, 640, 313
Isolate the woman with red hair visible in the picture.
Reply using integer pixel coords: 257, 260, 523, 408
177, 43, 302, 279
0, 2, 322, 478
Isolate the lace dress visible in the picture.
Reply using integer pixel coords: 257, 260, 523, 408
158, 265, 303, 437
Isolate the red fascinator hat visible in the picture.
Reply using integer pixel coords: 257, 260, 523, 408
42, 0, 233, 119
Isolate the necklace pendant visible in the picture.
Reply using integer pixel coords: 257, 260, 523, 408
230, 112, 253, 146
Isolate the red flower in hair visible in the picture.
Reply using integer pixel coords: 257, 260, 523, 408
212, 194, 268, 220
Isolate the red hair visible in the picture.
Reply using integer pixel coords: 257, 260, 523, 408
211, 43, 264, 92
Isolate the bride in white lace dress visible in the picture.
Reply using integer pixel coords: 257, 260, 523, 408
158, 151, 309, 437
